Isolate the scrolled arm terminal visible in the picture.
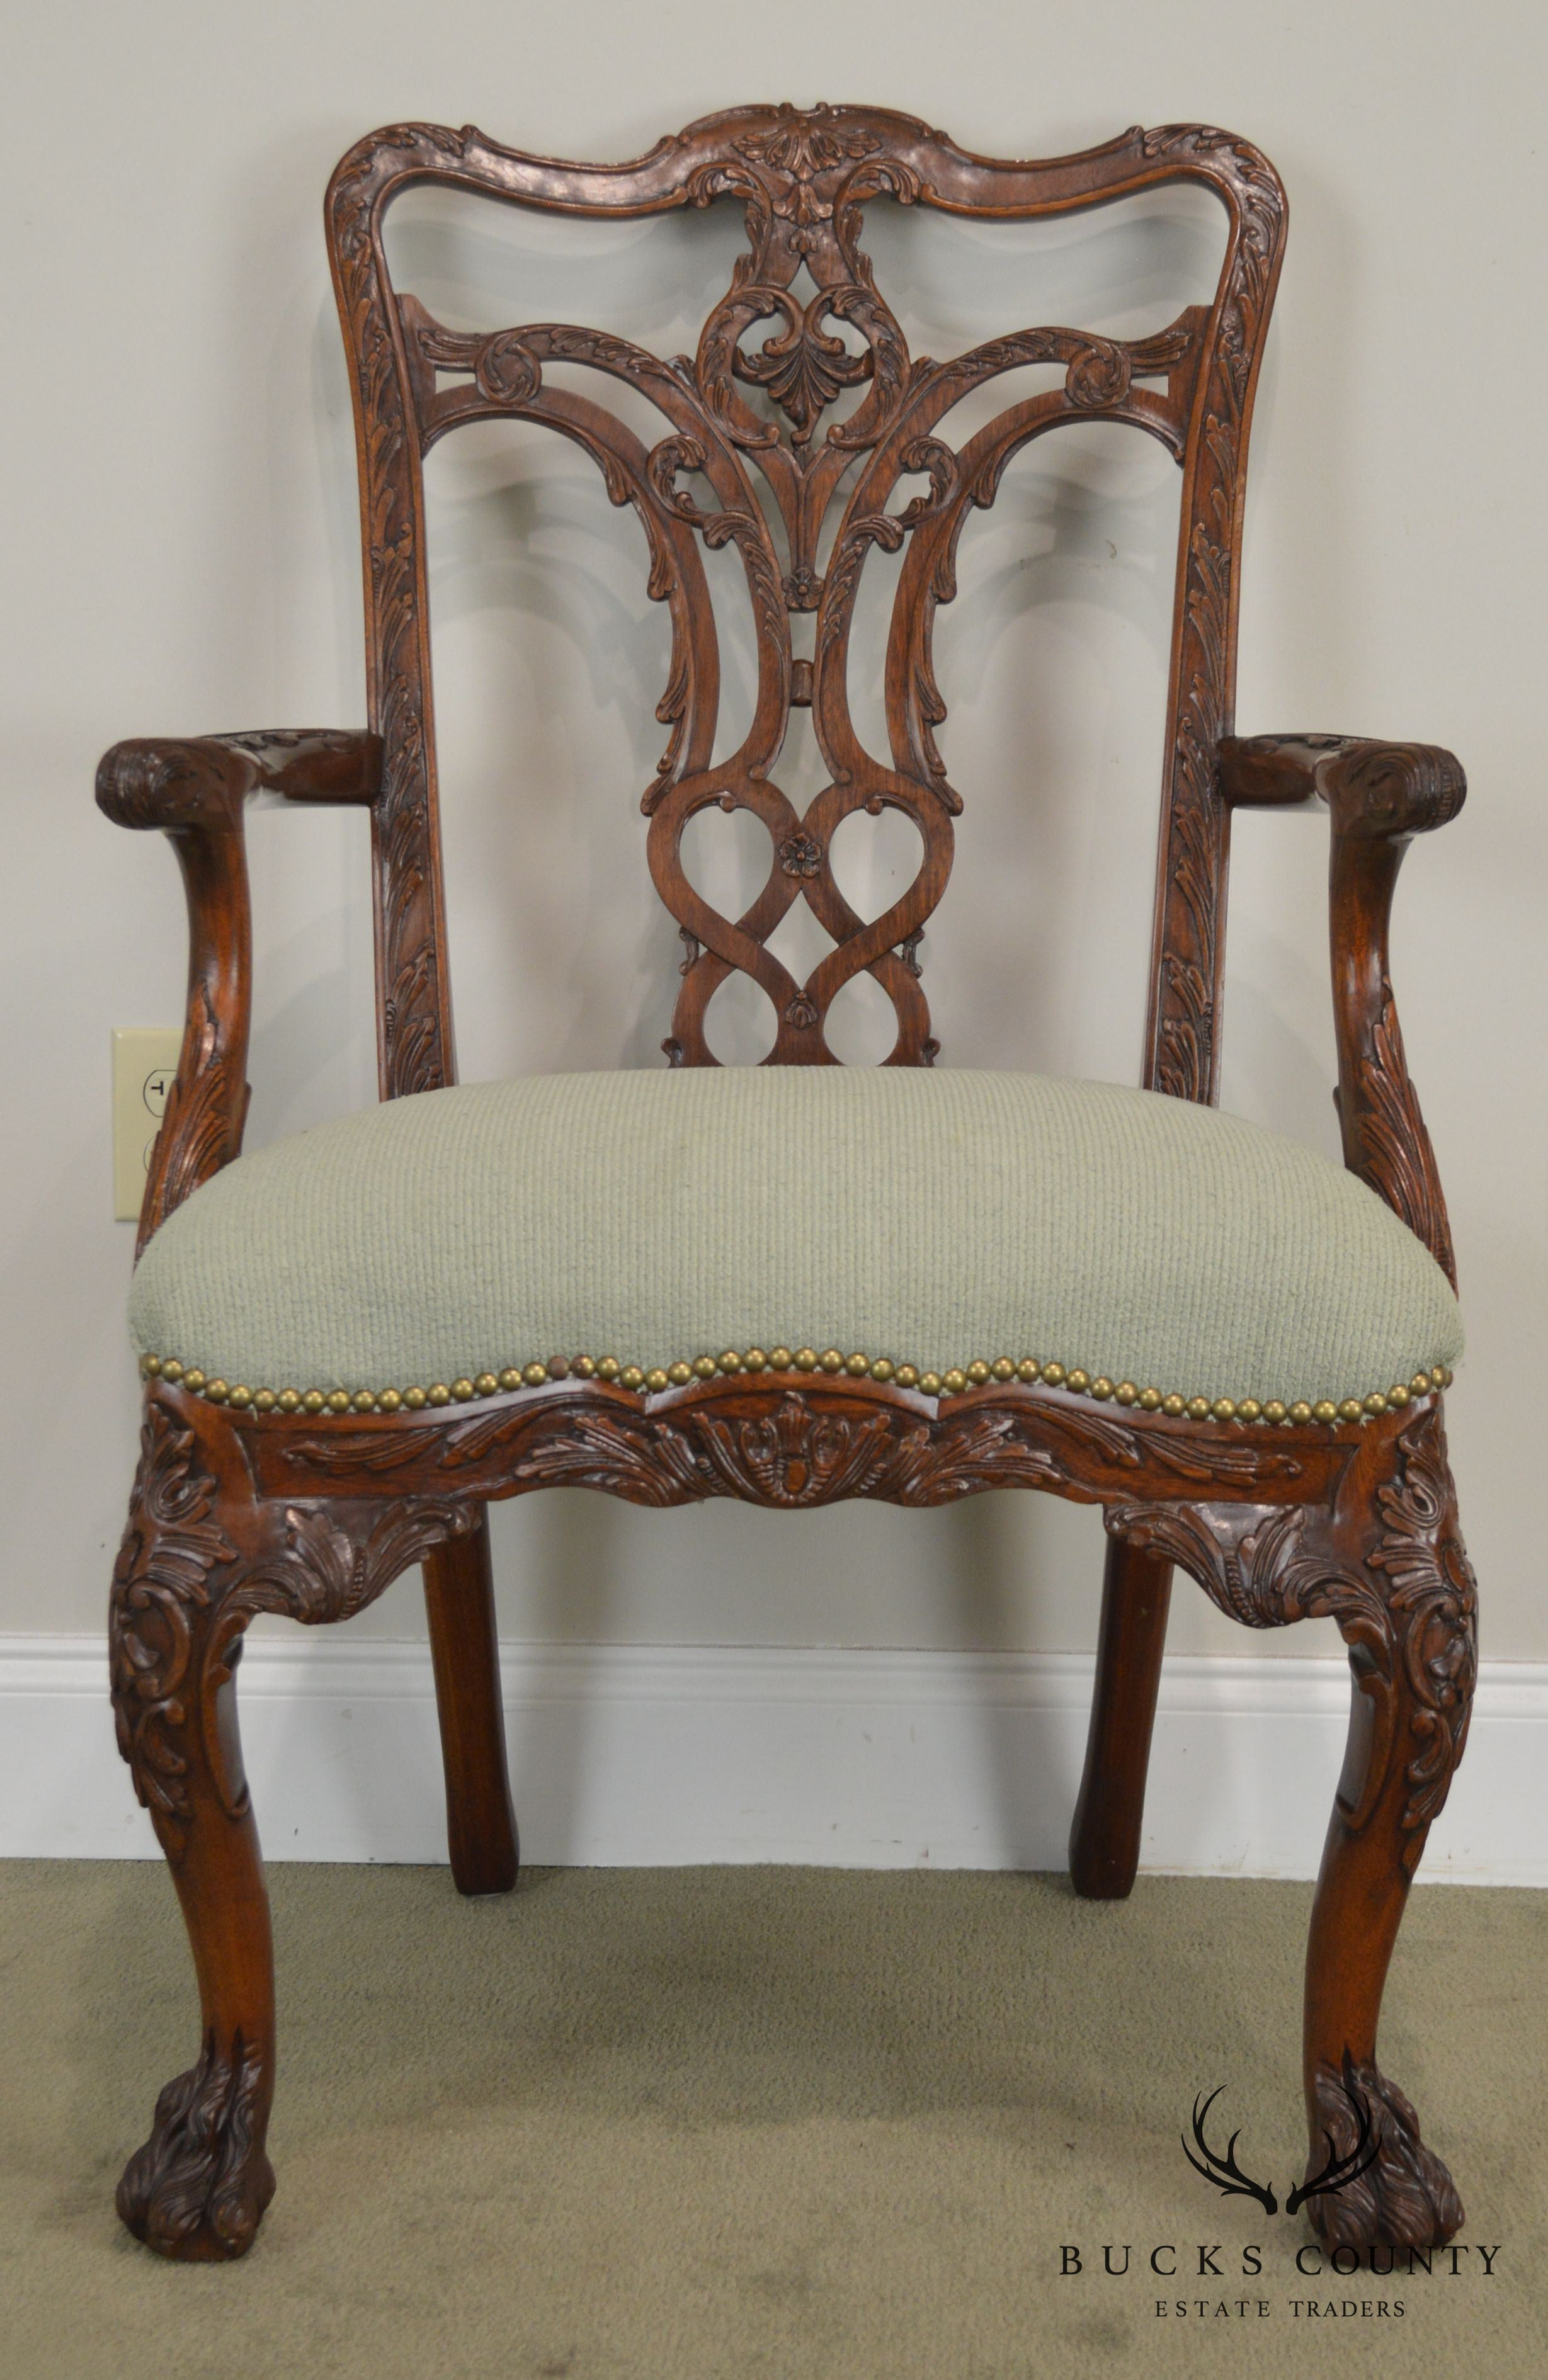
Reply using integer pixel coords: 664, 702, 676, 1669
96, 728, 383, 831
1219, 734, 1465, 839
1218, 734, 1466, 1288
96, 731, 383, 1254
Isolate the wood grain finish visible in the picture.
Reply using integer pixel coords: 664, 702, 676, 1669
1067, 1538, 1173, 1898
97, 108, 1476, 2257
422, 1514, 520, 1896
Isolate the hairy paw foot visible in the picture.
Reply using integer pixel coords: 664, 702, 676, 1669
118, 2029, 275, 2260
1302, 2054, 1464, 2249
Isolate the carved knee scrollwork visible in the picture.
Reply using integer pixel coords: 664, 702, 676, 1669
111, 1399, 482, 1853
110, 1399, 240, 1861
110, 1389, 479, 2258
1108, 1403, 1477, 2248
1106, 1405, 1476, 1855
1365, 1408, 1477, 1859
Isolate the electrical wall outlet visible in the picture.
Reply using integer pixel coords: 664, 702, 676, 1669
113, 1028, 183, 1221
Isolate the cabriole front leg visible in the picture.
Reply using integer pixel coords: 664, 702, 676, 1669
1105, 1398, 1476, 2249
1300, 1409, 1476, 2248
109, 1399, 275, 2259
110, 1385, 481, 2257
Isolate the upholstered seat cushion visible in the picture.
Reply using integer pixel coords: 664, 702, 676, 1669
128, 1067, 1462, 1409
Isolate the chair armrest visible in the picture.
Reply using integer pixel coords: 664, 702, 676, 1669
96, 728, 382, 829
1218, 733, 1465, 835
1219, 735, 1466, 1288
96, 731, 383, 1255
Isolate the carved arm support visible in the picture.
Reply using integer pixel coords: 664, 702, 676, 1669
1219, 735, 1465, 1286
96, 732, 383, 1255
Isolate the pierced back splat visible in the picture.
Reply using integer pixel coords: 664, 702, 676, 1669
327, 105, 1285, 1085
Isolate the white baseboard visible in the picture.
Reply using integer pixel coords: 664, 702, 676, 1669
2, 1636, 1544, 1881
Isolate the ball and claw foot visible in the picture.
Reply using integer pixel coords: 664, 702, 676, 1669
117, 2030, 275, 2261
1304, 2056, 1464, 2251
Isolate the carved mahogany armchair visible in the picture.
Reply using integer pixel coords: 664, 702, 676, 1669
98, 106, 1475, 2262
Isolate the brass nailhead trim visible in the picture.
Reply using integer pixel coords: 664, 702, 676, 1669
139, 1347, 1455, 1429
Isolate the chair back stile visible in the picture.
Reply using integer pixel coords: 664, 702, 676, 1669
324, 107, 1286, 1101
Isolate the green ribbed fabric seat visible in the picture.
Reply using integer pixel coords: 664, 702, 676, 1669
128, 1067, 1462, 1410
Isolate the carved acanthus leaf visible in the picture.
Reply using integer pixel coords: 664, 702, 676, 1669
732, 288, 872, 441
110, 1398, 479, 1854
277, 1383, 1303, 1508
1137, 128, 1287, 1104
138, 980, 246, 1251
1367, 1407, 1477, 1847
230, 1499, 479, 1629
1350, 987, 1456, 1284
110, 1405, 237, 1857
1108, 1408, 1474, 1856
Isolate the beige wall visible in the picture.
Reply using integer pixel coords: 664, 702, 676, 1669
3, 0, 1542, 1660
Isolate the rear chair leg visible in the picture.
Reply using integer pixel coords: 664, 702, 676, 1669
1069, 1537, 1173, 1898
423, 1510, 519, 1895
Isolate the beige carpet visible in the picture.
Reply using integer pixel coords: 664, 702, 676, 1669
1, 1862, 1542, 2377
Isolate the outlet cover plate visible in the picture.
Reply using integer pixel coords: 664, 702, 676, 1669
113, 1028, 183, 1221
